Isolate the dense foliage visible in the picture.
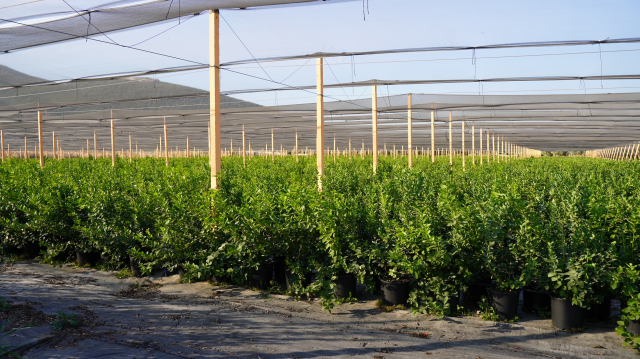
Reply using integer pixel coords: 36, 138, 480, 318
1, 155, 639, 316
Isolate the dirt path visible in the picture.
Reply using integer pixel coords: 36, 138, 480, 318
0, 261, 634, 359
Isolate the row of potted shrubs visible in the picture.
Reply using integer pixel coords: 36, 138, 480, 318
0, 156, 639, 344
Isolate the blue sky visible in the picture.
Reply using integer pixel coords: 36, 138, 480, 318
3, 0, 640, 105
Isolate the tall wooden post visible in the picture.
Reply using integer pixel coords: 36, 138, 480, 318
37, 111, 44, 168
163, 118, 169, 167
24, 136, 27, 161
111, 117, 115, 167
129, 133, 133, 163
480, 128, 483, 165
93, 131, 97, 158
349, 137, 352, 158
316, 58, 325, 191
242, 125, 246, 167
52, 132, 56, 159
361, 139, 364, 159
448, 111, 452, 169
0, 130, 4, 163
487, 130, 490, 163
462, 120, 466, 170
333, 133, 337, 163
210, 9, 221, 190
186, 136, 190, 158
471, 124, 475, 166
408, 94, 413, 169
431, 109, 435, 164
372, 84, 378, 173
271, 129, 275, 162
295, 131, 299, 162
492, 133, 495, 162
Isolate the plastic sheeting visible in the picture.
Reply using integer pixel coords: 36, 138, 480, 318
2, 92, 640, 153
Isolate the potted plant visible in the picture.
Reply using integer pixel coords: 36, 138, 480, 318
545, 251, 613, 330
617, 293, 640, 353
479, 190, 525, 321
317, 192, 371, 306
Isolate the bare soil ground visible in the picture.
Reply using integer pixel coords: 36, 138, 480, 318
0, 260, 635, 359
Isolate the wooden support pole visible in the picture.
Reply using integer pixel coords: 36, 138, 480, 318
164, 118, 169, 167
242, 125, 246, 166
93, 131, 97, 158
361, 139, 364, 159
408, 94, 413, 169
431, 109, 435, 164
372, 84, 378, 173
210, 9, 221, 189
479, 128, 483, 165
472, 124, 475, 166
492, 133, 496, 162
348, 137, 352, 158
24, 136, 27, 161
111, 117, 115, 166
0, 130, 4, 163
295, 131, 299, 163
316, 58, 325, 191
186, 136, 190, 158
271, 129, 275, 162
449, 111, 452, 168
52, 132, 56, 159
37, 111, 44, 167
129, 133, 133, 163
462, 120, 466, 170
333, 133, 336, 163
486, 130, 490, 163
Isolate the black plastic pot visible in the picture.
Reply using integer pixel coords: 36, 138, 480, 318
551, 297, 584, 330
373, 275, 382, 293
164, 267, 179, 277
523, 288, 551, 313
250, 264, 273, 289
284, 270, 312, 289
23, 242, 39, 259
211, 273, 230, 284
334, 273, 356, 299
628, 319, 640, 335
447, 294, 460, 313
465, 282, 490, 307
380, 279, 410, 306
129, 255, 142, 277
489, 288, 520, 320
273, 256, 287, 286
76, 251, 98, 266
2, 245, 21, 256
584, 298, 611, 322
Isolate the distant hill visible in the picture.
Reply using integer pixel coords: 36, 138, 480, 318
0, 65, 259, 112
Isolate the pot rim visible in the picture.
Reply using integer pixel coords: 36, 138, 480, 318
488, 287, 521, 296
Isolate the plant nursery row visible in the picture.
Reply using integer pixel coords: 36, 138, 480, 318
1, 156, 639, 348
